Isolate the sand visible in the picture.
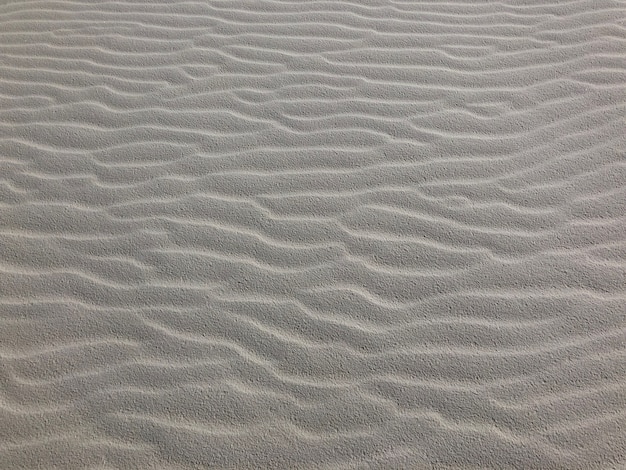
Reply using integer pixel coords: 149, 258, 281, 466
0, 0, 625, 468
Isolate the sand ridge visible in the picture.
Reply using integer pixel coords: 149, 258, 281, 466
0, 0, 625, 468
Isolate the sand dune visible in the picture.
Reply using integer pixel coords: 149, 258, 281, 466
1, 0, 625, 468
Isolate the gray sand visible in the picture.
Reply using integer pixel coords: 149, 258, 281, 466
0, 0, 625, 468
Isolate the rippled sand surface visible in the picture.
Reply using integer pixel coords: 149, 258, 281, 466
1, 0, 625, 468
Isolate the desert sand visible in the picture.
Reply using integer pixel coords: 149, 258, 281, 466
1, 0, 625, 468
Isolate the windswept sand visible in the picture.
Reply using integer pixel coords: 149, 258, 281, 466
1, 0, 625, 468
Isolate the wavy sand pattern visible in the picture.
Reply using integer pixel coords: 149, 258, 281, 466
1, 0, 625, 468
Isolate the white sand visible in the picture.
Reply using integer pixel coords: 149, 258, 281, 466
1, 0, 625, 468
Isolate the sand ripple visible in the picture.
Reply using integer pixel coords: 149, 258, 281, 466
1, 0, 625, 468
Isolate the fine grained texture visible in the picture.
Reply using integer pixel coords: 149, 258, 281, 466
0, 0, 625, 468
